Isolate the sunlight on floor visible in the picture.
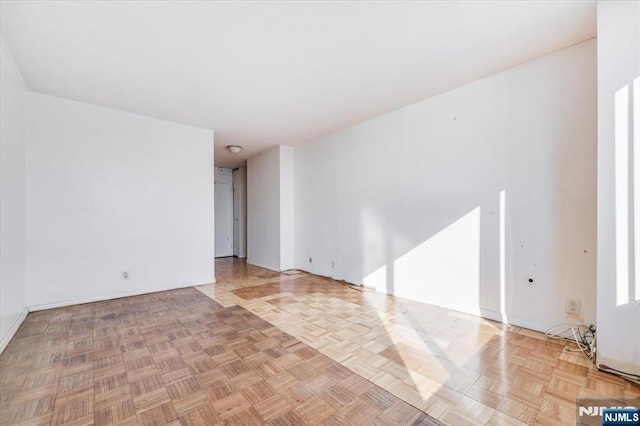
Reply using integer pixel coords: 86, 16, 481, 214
196, 258, 639, 425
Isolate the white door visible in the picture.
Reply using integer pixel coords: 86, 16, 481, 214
214, 183, 233, 257
232, 167, 247, 258
233, 169, 241, 257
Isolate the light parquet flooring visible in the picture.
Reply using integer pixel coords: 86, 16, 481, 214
2, 258, 638, 425
196, 258, 640, 425
0, 279, 439, 425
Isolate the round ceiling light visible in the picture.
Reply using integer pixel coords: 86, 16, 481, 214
226, 145, 242, 154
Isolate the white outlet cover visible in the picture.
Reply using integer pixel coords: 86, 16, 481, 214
565, 299, 581, 315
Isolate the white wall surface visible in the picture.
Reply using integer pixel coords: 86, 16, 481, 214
279, 146, 295, 271
596, 1, 640, 377
25, 92, 215, 309
247, 146, 281, 271
294, 40, 597, 331
0, 37, 28, 352
247, 145, 294, 271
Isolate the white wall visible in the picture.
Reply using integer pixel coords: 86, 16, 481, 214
248, 147, 281, 271
0, 37, 28, 352
247, 145, 294, 271
294, 40, 597, 331
280, 146, 295, 271
596, 1, 640, 377
25, 92, 215, 309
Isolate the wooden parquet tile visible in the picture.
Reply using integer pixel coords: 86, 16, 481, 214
0, 278, 441, 425
194, 257, 640, 425
3, 257, 639, 425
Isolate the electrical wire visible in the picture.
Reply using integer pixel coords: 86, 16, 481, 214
547, 325, 639, 382
545, 323, 596, 362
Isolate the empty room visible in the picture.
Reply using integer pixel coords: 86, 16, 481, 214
0, 1, 638, 425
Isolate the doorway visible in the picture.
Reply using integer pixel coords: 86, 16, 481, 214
232, 167, 247, 258
214, 182, 233, 257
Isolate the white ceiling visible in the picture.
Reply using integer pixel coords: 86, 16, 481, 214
1, 1, 596, 167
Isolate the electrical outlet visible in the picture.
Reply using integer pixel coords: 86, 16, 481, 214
309, 257, 312, 263
331, 261, 336, 268
566, 299, 580, 315
122, 271, 130, 280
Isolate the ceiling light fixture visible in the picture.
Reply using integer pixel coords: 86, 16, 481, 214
226, 145, 242, 154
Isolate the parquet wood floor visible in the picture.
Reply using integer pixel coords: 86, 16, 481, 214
196, 258, 640, 425
0, 282, 440, 425
2, 258, 638, 425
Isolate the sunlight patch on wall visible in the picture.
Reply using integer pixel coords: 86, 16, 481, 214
363, 264, 387, 290
363, 207, 481, 313
615, 85, 630, 306
360, 208, 387, 291
499, 190, 507, 320
634, 77, 639, 302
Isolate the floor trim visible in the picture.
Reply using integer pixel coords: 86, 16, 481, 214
246, 260, 280, 272
28, 281, 214, 312
479, 308, 554, 333
0, 306, 29, 354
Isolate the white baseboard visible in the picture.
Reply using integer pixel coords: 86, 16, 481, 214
359, 283, 555, 334
596, 358, 640, 381
0, 307, 29, 354
361, 280, 554, 334
478, 308, 553, 333
28, 281, 214, 312
246, 260, 280, 272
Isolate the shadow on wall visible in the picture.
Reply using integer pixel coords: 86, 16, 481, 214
363, 204, 482, 314
338, 125, 599, 328
359, 192, 511, 323
294, 40, 598, 329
